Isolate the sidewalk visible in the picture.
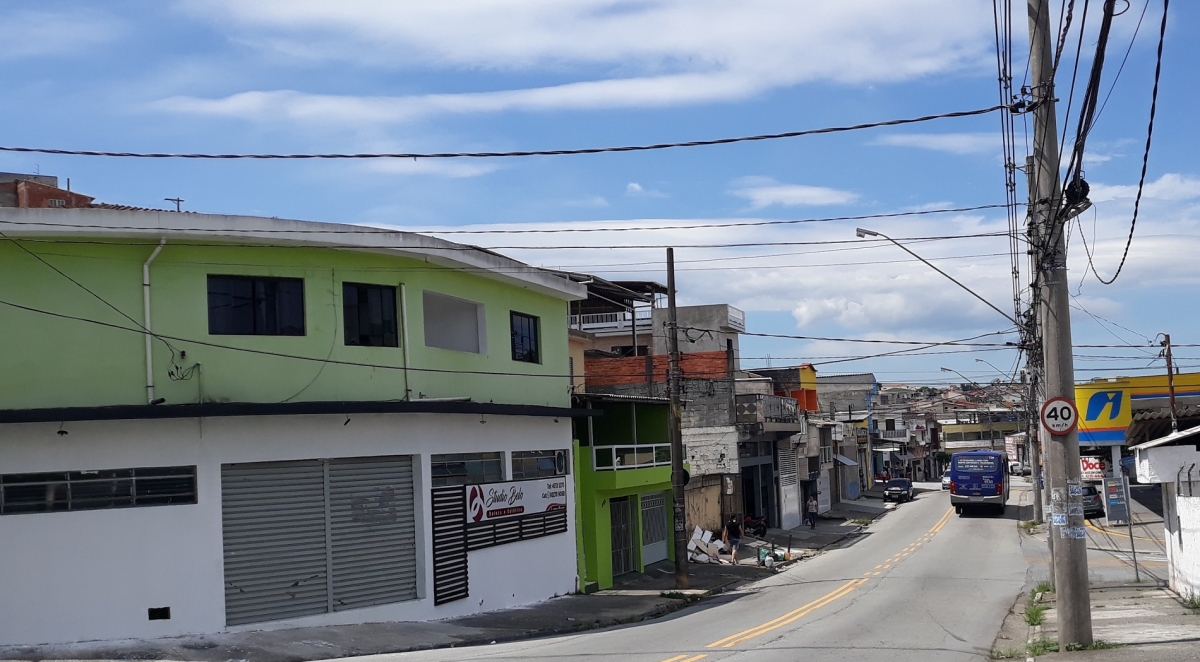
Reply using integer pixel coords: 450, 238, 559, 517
0, 562, 762, 662
996, 483, 1197, 660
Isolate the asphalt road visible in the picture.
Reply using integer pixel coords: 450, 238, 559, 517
360, 484, 1030, 662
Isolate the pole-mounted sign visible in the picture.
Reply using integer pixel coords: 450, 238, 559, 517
1041, 396, 1079, 436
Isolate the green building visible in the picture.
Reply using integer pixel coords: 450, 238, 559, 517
573, 393, 677, 591
0, 195, 589, 646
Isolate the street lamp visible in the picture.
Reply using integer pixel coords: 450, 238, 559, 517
940, 366, 979, 389
855, 227, 1017, 325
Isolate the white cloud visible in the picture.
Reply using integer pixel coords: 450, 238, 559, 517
1088, 173, 1200, 203
872, 132, 998, 155
0, 10, 123, 60
731, 178, 858, 208
364, 159, 501, 178
627, 182, 666, 198
163, 0, 996, 124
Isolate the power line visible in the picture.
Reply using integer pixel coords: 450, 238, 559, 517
3, 231, 1015, 252
0, 106, 1009, 161
1083, 0, 1169, 285
417, 205, 1017, 234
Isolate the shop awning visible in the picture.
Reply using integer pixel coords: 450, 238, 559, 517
894, 453, 917, 461
835, 454, 859, 466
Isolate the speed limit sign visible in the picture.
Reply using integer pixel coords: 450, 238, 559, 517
1041, 397, 1079, 436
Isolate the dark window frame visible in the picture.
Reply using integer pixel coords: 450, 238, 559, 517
0, 466, 197, 515
511, 450, 566, 480
342, 282, 399, 348
430, 452, 504, 487
207, 275, 306, 336
510, 311, 541, 364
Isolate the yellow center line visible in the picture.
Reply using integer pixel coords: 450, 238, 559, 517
706, 578, 866, 649
929, 507, 954, 533
1084, 519, 1165, 542
883, 564, 892, 568
871, 571, 881, 576
874, 564, 882, 569
661, 656, 691, 662
678, 656, 708, 662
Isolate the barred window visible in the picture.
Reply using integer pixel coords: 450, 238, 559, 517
0, 466, 197, 515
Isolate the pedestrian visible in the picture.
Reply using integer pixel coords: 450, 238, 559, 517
722, 515, 742, 564
806, 496, 819, 530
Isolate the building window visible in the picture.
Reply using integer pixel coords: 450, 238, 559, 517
430, 452, 503, 487
423, 290, 485, 354
343, 282, 398, 347
0, 466, 197, 515
510, 312, 540, 363
511, 450, 567, 479
208, 275, 305, 336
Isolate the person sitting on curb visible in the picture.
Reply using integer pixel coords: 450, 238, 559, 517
722, 514, 742, 564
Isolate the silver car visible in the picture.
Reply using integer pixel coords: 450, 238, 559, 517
941, 470, 952, 490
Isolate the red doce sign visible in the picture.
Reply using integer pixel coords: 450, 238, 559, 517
1080, 456, 1108, 481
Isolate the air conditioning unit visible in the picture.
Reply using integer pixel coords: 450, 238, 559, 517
555, 449, 570, 475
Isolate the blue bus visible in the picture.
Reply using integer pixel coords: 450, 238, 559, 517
949, 450, 1009, 516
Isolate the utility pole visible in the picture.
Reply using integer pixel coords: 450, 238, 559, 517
1162, 333, 1178, 432
1028, 0, 1092, 645
666, 248, 690, 589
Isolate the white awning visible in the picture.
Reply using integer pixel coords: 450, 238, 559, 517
835, 454, 859, 467
894, 453, 917, 461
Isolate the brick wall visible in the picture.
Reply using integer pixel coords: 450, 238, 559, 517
584, 350, 729, 387
3, 180, 94, 208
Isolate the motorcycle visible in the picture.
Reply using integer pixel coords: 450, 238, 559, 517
743, 514, 768, 537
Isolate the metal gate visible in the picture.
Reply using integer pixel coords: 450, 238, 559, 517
221, 456, 416, 626
610, 497, 634, 576
778, 441, 800, 530
639, 492, 668, 565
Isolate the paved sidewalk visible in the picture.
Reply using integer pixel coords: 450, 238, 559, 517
1034, 583, 1200, 661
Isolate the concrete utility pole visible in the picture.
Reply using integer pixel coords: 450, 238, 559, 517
1162, 333, 1178, 432
666, 248, 690, 588
1028, 0, 1092, 645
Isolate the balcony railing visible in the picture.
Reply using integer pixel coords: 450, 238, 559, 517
569, 309, 652, 334
880, 429, 909, 439
735, 393, 800, 424
592, 444, 672, 471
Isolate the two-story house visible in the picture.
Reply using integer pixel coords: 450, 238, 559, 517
0, 192, 589, 646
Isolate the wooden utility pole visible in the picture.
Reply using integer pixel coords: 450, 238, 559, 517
666, 248, 690, 588
1028, 0, 1092, 645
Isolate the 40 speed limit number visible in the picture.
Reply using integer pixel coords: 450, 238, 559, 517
1040, 397, 1079, 436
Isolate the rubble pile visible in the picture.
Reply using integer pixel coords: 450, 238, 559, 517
686, 526, 726, 563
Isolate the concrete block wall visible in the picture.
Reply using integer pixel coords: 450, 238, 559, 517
682, 426, 739, 476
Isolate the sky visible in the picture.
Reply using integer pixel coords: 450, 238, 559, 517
2, 0, 1197, 386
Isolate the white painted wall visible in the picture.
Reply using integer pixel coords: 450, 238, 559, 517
682, 426, 738, 476
1164, 484, 1200, 600
0, 412, 576, 646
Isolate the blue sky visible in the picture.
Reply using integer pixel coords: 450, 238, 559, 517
2, 0, 1197, 385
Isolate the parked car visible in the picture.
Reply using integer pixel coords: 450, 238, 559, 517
1082, 484, 1105, 518
884, 478, 914, 503
941, 470, 952, 490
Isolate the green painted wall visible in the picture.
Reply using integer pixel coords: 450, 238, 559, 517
0, 239, 571, 409
574, 399, 674, 590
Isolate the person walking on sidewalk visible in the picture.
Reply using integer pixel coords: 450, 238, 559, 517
722, 515, 742, 564
806, 496, 819, 530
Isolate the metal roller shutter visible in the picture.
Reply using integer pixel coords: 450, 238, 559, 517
328, 456, 418, 610
221, 461, 328, 626
220, 455, 418, 626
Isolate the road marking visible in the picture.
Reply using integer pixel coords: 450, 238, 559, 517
676, 656, 707, 662
661, 656, 692, 662
871, 571, 881, 576
883, 564, 892, 568
928, 507, 953, 533
1084, 519, 1164, 542
874, 564, 882, 569
707, 579, 867, 649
